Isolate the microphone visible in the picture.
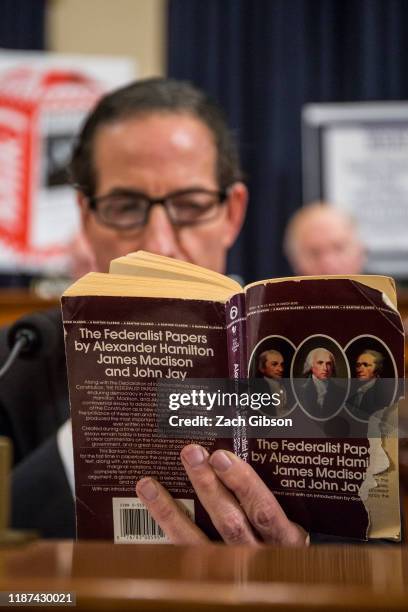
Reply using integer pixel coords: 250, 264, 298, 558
0, 312, 60, 379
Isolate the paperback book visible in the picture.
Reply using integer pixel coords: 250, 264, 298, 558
62, 251, 404, 541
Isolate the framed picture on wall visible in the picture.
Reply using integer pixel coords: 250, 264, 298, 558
302, 102, 408, 278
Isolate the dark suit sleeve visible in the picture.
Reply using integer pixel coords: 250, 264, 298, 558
11, 435, 75, 538
0, 309, 74, 538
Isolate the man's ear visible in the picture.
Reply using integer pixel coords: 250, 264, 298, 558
76, 191, 91, 234
77, 192, 91, 226
222, 182, 248, 248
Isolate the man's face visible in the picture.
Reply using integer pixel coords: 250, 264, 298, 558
79, 113, 247, 273
292, 210, 364, 276
355, 353, 377, 380
261, 352, 284, 379
311, 349, 333, 380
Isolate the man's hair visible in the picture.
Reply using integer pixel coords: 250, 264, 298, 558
258, 350, 283, 372
358, 349, 384, 376
70, 77, 242, 198
302, 347, 336, 377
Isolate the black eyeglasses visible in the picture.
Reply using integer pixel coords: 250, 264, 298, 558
88, 187, 229, 230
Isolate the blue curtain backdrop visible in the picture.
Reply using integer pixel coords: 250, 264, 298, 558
168, 0, 408, 283
0, 0, 45, 50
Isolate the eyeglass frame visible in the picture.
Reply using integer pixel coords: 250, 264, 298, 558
86, 186, 230, 230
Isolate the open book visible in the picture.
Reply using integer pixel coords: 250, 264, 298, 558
62, 251, 404, 542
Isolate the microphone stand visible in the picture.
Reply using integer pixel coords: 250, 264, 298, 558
0, 312, 58, 542
0, 336, 29, 379
0, 327, 40, 542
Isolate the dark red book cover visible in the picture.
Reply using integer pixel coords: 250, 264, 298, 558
62, 274, 404, 542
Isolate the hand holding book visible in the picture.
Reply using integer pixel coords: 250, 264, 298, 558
136, 444, 308, 546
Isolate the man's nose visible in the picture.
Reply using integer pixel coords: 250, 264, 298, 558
138, 204, 179, 257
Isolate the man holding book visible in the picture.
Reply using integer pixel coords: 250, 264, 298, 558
3, 77, 308, 546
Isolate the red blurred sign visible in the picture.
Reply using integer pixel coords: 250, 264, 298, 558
0, 66, 102, 271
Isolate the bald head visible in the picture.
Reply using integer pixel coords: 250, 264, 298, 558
284, 202, 365, 276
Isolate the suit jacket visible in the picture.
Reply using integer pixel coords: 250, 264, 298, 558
346, 379, 391, 421
0, 308, 75, 537
253, 377, 294, 417
296, 376, 346, 419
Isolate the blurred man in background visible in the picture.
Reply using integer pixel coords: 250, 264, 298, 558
283, 202, 365, 276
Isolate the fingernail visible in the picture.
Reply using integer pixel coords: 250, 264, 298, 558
210, 450, 232, 472
138, 478, 158, 501
182, 445, 206, 467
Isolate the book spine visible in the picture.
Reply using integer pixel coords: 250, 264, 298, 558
226, 292, 247, 379
226, 292, 248, 461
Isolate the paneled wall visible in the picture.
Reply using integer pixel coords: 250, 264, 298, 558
46, 0, 166, 78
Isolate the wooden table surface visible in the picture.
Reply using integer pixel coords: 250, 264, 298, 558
0, 289, 59, 327
0, 540, 407, 611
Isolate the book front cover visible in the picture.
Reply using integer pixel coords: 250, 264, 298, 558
245, 278, 404, 540
62, 295, 230, 541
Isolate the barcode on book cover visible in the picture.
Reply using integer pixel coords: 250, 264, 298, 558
112, 497, 195, 543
